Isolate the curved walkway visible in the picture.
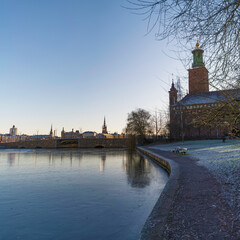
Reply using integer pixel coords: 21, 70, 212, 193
139, 147, 240, 240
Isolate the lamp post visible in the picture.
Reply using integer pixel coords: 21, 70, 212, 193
180, 103, 185, 145
180, 111, 184, 144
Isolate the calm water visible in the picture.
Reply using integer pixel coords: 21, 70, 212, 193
0, 149, 168, 240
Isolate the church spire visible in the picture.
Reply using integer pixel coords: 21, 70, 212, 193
102, 117, 108, 134
169, 77, 178, 105
170, 76, 177, 91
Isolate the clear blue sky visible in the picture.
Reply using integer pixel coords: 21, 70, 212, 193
0, 0, 187, 135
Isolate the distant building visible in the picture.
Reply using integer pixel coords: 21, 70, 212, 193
10, 125, 17, 136
60, 117, 124, 140
54, 129, 57, 137
82, 131, 97, 138
96, 133, 106, 138
28, 135, 50, 141
0, 134, 26, 143
112, 132, 125, 139
102, 117, 108, 134
169, 42, 240, 140
61, 128, 82, 139
103, 133, 114, 139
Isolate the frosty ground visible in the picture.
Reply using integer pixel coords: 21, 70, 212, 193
150, 139, 240, 223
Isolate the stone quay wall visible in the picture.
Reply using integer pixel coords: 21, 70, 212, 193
77, 138, 127, 148
0, 138, 127, 149
137, 147, 179, 240
1, 139, 57, 149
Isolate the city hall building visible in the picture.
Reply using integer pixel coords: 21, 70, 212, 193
169, 42, 240, 140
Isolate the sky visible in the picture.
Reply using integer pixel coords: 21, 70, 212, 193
0, 0, 188, 135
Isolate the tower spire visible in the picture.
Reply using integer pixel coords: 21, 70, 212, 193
188, 43, 209, 94
169, 78, 178, 105
102, 116, 108, 134
50, 124, 53, 137
192, 41, 204, 68
170, 74, 177, 91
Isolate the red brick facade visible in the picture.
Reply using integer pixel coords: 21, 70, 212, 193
188, 67, 209, 94
169, 103, 226, 140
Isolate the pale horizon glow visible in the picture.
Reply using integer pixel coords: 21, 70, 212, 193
0, 0, 187, 136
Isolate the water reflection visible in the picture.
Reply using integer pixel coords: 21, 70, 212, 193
8, 152, 16, 166
4, 150, 152, 189
99, 152, 106, 172
0, 149, 168, 240
4, 150, 105, 168
123, 151, 151, 188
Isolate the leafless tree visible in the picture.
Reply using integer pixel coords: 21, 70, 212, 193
151, 109, 162, 139
127, 0, 240, 88
126, 108, 153, 143
151, 108, 170, 138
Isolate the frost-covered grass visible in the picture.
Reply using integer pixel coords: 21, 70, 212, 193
150, 139, 240, 213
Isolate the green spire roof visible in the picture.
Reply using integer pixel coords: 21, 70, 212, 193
192, 42, 205, 68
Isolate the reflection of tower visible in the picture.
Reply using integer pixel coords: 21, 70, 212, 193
8, 153, 16, 166
102, 117, 108, 134
48, 152, 52, 166
100, 152, 106, 172
78, 152, 83, 168
34, 152, 38, 168
70, 152, 73, 167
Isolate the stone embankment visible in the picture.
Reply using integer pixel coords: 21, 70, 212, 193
138, 147, 240, 240
0, 138, 127, 149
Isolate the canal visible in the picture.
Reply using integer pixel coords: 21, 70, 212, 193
0, 149, 168, 240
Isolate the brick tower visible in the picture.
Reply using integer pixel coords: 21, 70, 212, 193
188, 42, 209, 94
169, 81, 178, 105
169, 81, 178, 139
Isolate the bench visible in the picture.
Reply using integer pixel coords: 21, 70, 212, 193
172, 147, 188, 155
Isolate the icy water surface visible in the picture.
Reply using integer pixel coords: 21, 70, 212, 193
0, 149, 168, 240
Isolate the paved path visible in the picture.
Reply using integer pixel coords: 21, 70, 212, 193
140, 147, 240, 240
